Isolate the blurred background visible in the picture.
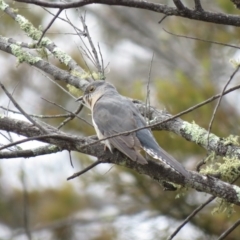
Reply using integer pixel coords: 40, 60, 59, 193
1, 0, 240, 239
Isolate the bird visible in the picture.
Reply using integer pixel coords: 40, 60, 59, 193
77, 80, 189, 178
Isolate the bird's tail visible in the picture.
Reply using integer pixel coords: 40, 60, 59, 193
143, 146, 189, 178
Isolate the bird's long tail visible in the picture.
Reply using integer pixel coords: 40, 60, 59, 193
143, 146, 189, 178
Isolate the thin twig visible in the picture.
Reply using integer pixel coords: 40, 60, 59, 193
194, 0, 203, 11
145, 53, 154, 120
163, 28, 240, 49
67, 160, 102, 180
158, 15, 168, 24
98, 43, 105, 79
196, 155, 208, 172
42, 7, 84, 34
80, 15, 102, 74
4, 83, 19, 149
218, 218, 240, 240
0, 106, 73, 118
42, 97, 92, 126
6, 131, 20, 151
0, 132, 12, 144
68, 151, 74, 168
59, 10, 94, 81
168, 195, 215, 240
76, 15, 96, 66
0, 131, 19, 151
0, 82, 48, 134
67, 10, 103, 80
169, 176, 240, 239
78, 46, 93, 76
34, 67, 76, 99
6, 82, 20, 117
57, 103, 84, 129
207, 66, 240, 147
172, 0, 185, 10
37, 8, 62, 45
0, 134, 74, 151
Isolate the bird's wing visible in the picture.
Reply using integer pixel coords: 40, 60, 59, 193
93, 97, 147, 164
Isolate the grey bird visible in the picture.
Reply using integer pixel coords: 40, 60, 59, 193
77, 80, 189, 178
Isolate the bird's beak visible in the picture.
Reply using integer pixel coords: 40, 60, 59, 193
76, 96, 83, 102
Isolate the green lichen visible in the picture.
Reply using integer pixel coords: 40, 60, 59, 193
212, 198, 235, 217
14, 14, 51, 46
67, 84, 82, 97
230, 58, 240, 68
119, 159, 128, 167
1, 1, 50, 47
199, 164, 215, 176
71, 70, 84, 78
36, 47, 49, 60
71, 71, 91, 79
48, 145, 58, 151
92, 72, 102, 80
71, 71, 103, 81
0, 0, 8, 10
40, 37, 51, 46
204, 152, 217, 163
175, 186, 188, 199
10, 44, 41, 64
182, 121, 217, 145
216, 157, 240, 182
12, 11, 81, 70
68, 71, 102, 97
98, 73, 106, 80
200, 156, 240, 182
52, 47, 71, 65
223, 135, 240, 146
15, 15, 42, 40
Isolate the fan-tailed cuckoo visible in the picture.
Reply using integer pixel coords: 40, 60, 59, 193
77, 81, 189, 178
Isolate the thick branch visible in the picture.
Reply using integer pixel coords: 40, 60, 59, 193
1, 116, 240, 204
0, 37, 83, 89
141, 107, 230, 158
13, 0, 240, 27
1, 1, 90, 86
0, 145, 62, 158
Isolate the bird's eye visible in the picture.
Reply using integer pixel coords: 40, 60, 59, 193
89, 86, 95, 92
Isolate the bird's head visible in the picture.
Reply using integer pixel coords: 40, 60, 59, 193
76, 80, 117, 109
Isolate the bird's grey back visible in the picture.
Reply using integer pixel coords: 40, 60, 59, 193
90, 81, 189, 177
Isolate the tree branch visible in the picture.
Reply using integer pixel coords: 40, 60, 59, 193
0, 82, 49, 134
13, 0, 240, 27
194, 0, 203, 11
0, 145, 62, 158
1, 114, 240, 204
218, 218, 240, 240
0, 37, 84, 89
172, 0, 186, 10
67, 160, 102, 180
1, 1, 87, 78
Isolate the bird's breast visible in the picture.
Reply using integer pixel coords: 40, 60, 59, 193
92, 117, 112, 151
